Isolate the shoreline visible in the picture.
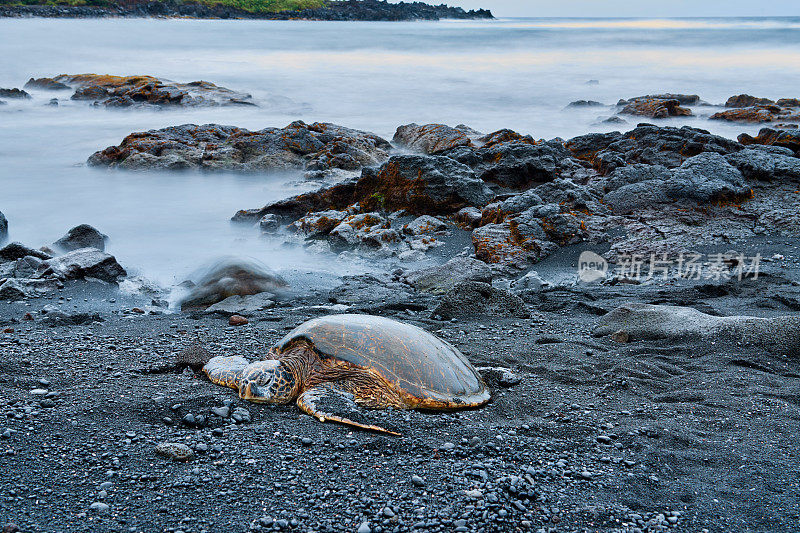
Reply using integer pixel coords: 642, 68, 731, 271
0, 1, 494, 21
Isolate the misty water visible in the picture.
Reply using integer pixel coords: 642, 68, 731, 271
1, 17, 799, 289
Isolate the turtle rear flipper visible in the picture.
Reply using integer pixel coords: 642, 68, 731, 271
203, 356, 249, 390
297, 384, 400, 436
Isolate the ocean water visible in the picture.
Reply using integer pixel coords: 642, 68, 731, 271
1, 16, 799, 287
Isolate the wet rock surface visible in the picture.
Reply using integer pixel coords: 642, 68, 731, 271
32, 73, 257, 108
88, 121, 391, 173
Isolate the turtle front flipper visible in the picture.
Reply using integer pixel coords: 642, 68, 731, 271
203, 356, 250, 390
297, 384, 401, 436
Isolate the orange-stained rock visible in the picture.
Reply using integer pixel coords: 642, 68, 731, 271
619, 97, 692, 119
229, 315, 249, 326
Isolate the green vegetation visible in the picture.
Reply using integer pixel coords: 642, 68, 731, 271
194, 0, 325, 13
0, 0, 327, 13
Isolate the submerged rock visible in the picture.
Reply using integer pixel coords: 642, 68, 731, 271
48, 73, 255, 107
0, 88, 30, 99
24, 77, 70, 91
725, 94, 775, 108
179, 257, 287, 311
88, 121, 391, 173
52, 224, 108, 253
594, 303, 800, 354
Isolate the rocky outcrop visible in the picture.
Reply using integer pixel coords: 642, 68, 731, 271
37, 248, 126, 283
0, 88, 30, 99
739, 128, 800, 156
431, 281, 530, 320
402, 257, 492, 294
711, 95, 800, 124
53, 224, 108, 253
724, 148, 800, 181
234, 154, 493, 223
393, 123, 473, 154
566, 124, 743, 174
24, 77, 70, 91
617, 97, 692, 118
0, 0, 493, 20
88, 121, 391, 173
39, 73, 255, 108
594, 303, 800, 354
725, 94, 775, 108
0, 211, 7, 246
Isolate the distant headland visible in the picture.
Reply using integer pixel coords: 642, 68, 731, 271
0, 0, 494, 20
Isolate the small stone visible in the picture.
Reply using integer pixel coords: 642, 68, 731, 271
611, 330, 629, 343
357, 522, 371, 533
411, 475, 425, 487
89, 502, 110, 514
30, 388, 48, 396
229, 315, 249, 326
301, 437, 314, 447
155, 442, 194, 461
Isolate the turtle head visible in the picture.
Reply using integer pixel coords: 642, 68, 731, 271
238, 360, 296, 404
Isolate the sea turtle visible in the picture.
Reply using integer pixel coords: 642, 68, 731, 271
203, 314, 490, 435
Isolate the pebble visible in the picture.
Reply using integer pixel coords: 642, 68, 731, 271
89, 502, 109, 514
155, 442, 194, 461
229, 315, 249, 326
411, 475, 425, 487
357, 522, 371, 533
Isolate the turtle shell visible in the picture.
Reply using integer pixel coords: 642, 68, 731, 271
274, 314, 490, 407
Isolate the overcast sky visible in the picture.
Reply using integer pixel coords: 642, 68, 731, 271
431, 1, 800, 18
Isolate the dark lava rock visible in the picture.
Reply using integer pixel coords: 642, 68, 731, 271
724, 148, 800, 181
0, 88, 30, 99
53, 224, 108, 253
0, 211, 7, 246
739, 128, 800, 155
567, 124, 743, 174
51, 73, 255, 107
0, 243, 51, 262
24, 77, 71, 91
176, 344, 213, 371
37, 248, 126, 283
393, 123, 473, 154
179, 257, 287, 311
666, 153, 750, 202
618, 97, 692, 118
566, 100, 604, 107
725, 94, 776, 108
402, 257, 492, 294
235, 154, 493, 222
41, 311, 103, 326
88, 120, 390, 172
710, 105, 798, 124
432, 281, 530, 320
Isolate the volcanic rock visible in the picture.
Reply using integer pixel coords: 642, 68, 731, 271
89, 121, 391, 173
